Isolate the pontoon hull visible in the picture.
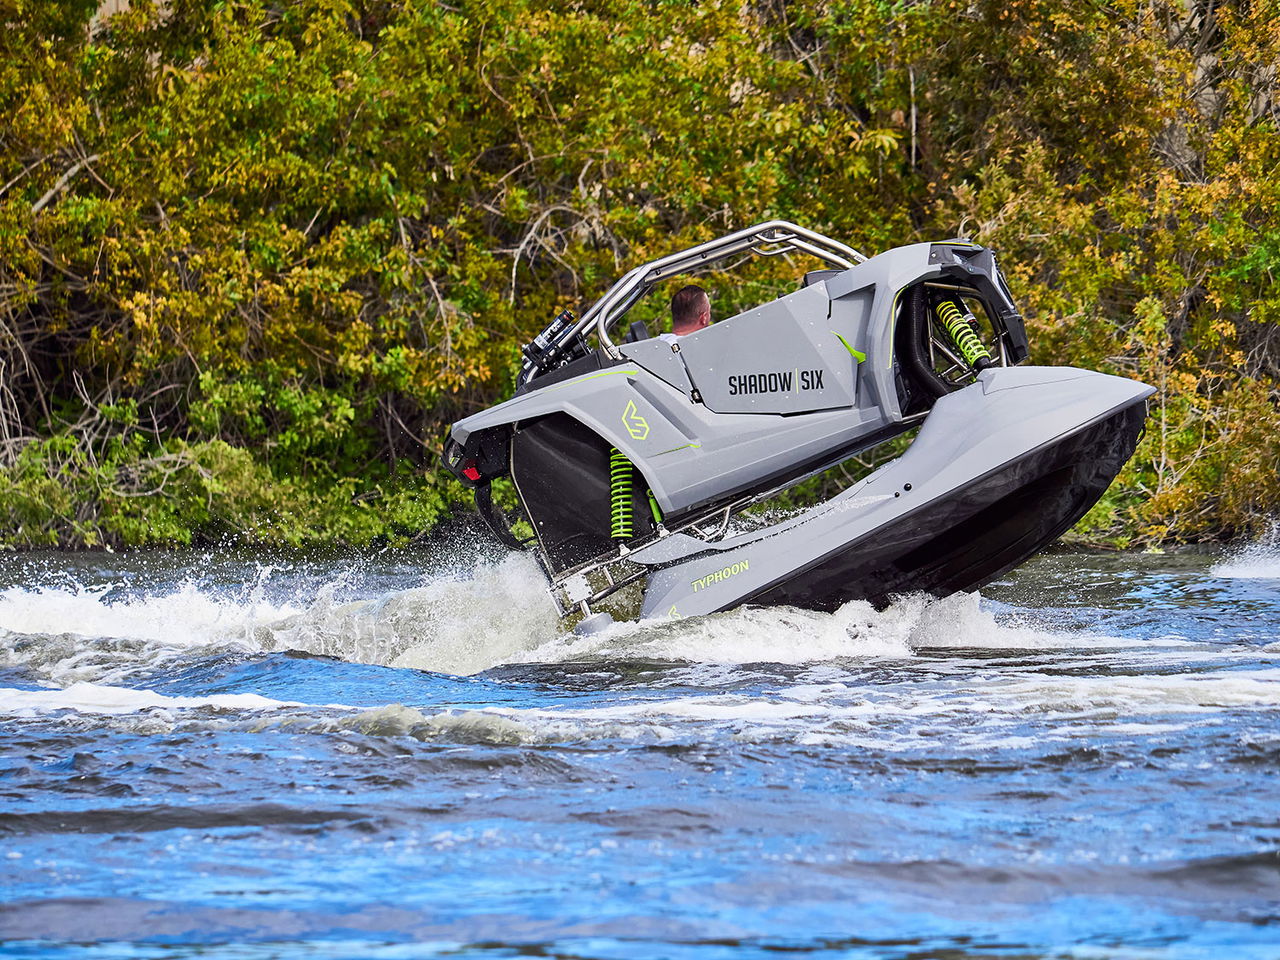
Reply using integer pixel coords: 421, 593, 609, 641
743, 403, 1145, 611
636, 367, 1153, 619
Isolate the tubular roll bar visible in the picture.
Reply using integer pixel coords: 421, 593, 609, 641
572, 220, 867, 360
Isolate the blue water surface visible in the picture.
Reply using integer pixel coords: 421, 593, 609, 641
1, 544, 1278, 959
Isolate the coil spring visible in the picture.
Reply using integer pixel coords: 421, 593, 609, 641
935, 298, 992, 367
609, 448, 634, 539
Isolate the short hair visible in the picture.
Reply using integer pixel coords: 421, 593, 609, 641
670, 284, 709, 331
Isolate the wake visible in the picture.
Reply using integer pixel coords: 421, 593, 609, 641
0, 550, 1144, 686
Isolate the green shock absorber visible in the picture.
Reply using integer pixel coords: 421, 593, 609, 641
647, 489, 664, 526
609, 448, 634, 539
935, 297, 993, 369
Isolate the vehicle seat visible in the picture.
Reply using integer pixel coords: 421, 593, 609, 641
801, 269, 842, 288
624, 320, 651, 343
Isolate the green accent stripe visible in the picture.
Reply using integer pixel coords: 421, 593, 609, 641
654, 442, 701, 456
832, 332, 866, 363
548, 368, 638, 391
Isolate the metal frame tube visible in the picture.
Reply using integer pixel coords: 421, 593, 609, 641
575, 220, 866, 359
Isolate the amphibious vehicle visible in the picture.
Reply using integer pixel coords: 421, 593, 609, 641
443, 221, 1153, 629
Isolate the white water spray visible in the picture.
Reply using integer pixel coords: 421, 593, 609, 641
0, 544, 1229, 698
1212, 522, 1280, 579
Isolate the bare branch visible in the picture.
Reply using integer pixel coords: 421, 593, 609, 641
30, 155, 102, 215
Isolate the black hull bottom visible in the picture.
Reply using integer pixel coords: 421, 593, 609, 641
743, 402, 1147, 612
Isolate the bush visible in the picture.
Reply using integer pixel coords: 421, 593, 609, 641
0, 0, 1275, 547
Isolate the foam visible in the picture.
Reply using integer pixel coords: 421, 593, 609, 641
0, 554, 561, 683
509, 600, 911, 667
997, 668, 1280, 712
0, 551, 1205, 690
506, 667, 1280, 729
0, 580, 294, 648
507, 590, 1138, 670
0, 681, 305, 717
0, 575, 299, 686
8, 657, 1278, 750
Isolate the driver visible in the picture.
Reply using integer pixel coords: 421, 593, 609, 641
660, 284, 712, 343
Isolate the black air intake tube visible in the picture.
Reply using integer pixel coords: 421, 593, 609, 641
902, 284, 950, 400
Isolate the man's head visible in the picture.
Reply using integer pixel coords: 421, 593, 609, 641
670, 284, 711, 336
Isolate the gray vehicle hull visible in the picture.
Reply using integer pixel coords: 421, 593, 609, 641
637, 366, 1151, 619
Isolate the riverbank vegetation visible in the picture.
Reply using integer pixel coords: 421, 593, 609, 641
2, 0, 1276, 548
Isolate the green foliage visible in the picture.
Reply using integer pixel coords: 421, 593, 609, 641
0, 432, 457, 550
0, 0, 1277, 547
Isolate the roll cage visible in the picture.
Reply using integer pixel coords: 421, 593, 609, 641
516, 220, 868, 387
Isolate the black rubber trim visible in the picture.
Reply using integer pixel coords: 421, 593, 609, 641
474, 482, 526, 551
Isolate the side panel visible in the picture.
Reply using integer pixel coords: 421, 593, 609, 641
618, 340, 693, 396
826, 242, 938, 426
457, 364, 895, 517
675, 283, 855, 414
511, 413, 654, 572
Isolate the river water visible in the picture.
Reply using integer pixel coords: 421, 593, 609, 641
1, 534, 1278, 959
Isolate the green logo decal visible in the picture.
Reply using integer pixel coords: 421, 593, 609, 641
622, 399, 649, 440
832, 331, 866, 363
